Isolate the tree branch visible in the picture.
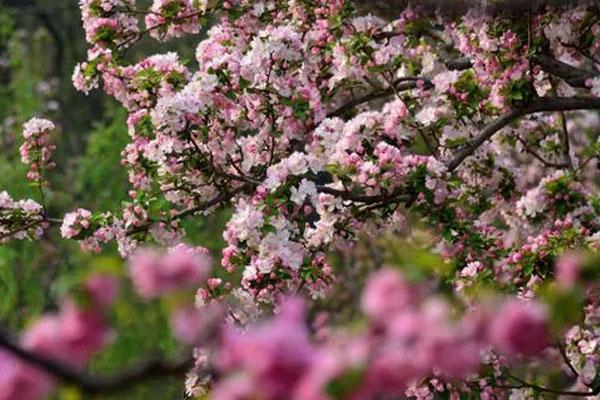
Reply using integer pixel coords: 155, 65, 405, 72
0, 306, 230, 396
516, 136, 568, 169
127, 184, 251, 235
446, 96, 600, 171
406, 52, 599, 87
446, 109, 525, 171
328, 78, 432, 118
0, 329, 193, 394
505, 372, 600, 397
0, 219, 45, 242
534, 54, 599, 88
559, 111, 574, 170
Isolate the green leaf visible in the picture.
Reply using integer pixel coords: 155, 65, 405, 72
326, 366, 365, 400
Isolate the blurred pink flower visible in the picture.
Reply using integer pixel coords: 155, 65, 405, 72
85, 273, 120, 309
488, 299, 550, 357
129, 244, 212, 299
361, 268, 416, 321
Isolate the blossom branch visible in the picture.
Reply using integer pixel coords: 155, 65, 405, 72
447, 96, 600, 171
558, 342, 581, 379
328, 77, 432, 118
516, 136, 569, 169
0, 219, 46, 242
534, 54, 599, 88
0, 329, 194, 394
127, 185, 251, 235
221, 171, 415, 205
559, 111, 574, 171
119, 10, 204, 48
504, 372, 600, 397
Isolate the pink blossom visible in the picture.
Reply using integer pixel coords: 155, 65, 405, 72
361, 268, 417, 321
84, 273, 120, 309
488, 299, 550, 357
170, 306, 207, 345
129, 244, 212, 299
555, 253, 582, 290
0, 351, 54, 400
20, 118, 56, 182
60, 208, 92, 239
23, 302, 112, 368
170, 302, 224, 345
215, 299, 314, 400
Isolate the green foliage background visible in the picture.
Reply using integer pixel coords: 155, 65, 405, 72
0, 2, 223, 398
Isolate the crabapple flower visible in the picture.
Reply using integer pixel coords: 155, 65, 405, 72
20, 118, 56, 182
214, 299, 314, 400
555, 252, 583, 290
79, 0, 139, 47
0, 351, 54, 400
587, 77, 600, 97
488, 299, 550, 357
170, 302, 225, 345
128, 243, 212, 299
361, 268, 417, 321
84, 273, 120, 309
60, 208, 93, 239
171, 306, 207, 345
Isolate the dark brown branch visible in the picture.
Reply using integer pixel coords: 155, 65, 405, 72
0, 304, 225, 394
435, 53, 599, 85
118, 10, 204, 48
558, 343, 581, 379
505, 372, 600, 397
407, 53, 598, 87
534, 54, 599, 88
0, 329, 192, 394
221, 171, 415, 205
0, 216, 61, 243
316, 186, 412, 204
523, 96, 600, 113
559, 111, 574, 170
516, 136, 568, 169
325, 49, 598, 122
127, 184, 251, 235
328, 78, 432, 118
447, 96, 600, 171
446, 57, 473, 70
446, 109, 525, 171
0, 219, 45, 242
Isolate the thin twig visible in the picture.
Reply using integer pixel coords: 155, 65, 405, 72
558, 342, 581, 380
516, 136, 568, 169
0, 219, 46, 242
506, 373, 600, 397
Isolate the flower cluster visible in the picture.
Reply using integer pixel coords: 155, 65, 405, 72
145, 0, 203, 41
208, 269, 551, 399
60, 208, 93, 239
129, 243, 213, 299
0, 191, 46, 243
20, 118, 56, 182
79, 0, 139, 48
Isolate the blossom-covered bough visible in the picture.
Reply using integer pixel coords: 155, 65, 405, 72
2, 0, 600, 398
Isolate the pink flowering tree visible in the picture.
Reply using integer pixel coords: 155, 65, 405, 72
2, 0, 600, 398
